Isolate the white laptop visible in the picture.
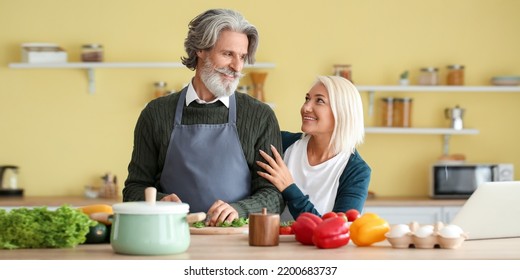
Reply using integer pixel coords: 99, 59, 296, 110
450, 181, 520, 240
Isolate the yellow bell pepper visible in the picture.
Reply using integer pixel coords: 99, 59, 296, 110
349, 213, 390, 246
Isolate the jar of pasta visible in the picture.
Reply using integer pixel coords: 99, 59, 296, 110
418, 67, 439, 85
447, 64, 465, 85
81, 44, 104, 62
381, 97, 394, 127
393, 98, 413, 127
333, 64, 352, 82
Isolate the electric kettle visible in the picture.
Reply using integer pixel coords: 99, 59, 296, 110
0, 165, 24, 197
445, 105, 465, 130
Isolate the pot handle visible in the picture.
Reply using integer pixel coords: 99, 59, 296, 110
186, 212, 206, 224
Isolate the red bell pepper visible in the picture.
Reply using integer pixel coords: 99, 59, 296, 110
292, 212, 323, 245
312, 216, 350, 249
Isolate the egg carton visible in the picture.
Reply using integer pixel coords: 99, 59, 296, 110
385, 221, 468, 249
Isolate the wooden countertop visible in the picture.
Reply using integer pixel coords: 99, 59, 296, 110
1, 234, 519, 260
0, 196, 466, 207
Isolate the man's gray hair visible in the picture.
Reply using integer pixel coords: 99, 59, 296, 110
181, 9, 259, 70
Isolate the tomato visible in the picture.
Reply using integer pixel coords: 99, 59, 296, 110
279, 226, 294, 235
345, 209, 361, 222
279, 221, 294, 235
322, 211, 338, 220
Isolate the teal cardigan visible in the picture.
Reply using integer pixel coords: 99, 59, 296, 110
281, 131, 371, 220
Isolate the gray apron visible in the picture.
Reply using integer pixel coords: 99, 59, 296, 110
160, 90, 250, 213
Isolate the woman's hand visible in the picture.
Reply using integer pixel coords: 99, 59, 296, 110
256, 144, 294, 192
206, 200, 238, 226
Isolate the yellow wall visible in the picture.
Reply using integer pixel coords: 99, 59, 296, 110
1, 0, 519, 197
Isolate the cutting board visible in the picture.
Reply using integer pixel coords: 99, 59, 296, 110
190, 225, 248, 235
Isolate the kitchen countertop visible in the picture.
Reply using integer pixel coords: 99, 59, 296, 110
0, 196, 121, 208
1, 196, 515, 260
0, 196, 466, 208
1, 234, 519, 260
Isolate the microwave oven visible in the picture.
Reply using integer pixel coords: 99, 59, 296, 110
430, 163, 514, 198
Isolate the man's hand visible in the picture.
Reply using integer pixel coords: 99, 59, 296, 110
206, 200, 238, 226
160, 193, 182, 202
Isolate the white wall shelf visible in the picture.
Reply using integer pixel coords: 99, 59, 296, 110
356, 85, 520, 93
356, 85, 520, 116
365, 127, 479, 156
8, 62, 276, 94
365, 127, 479, 135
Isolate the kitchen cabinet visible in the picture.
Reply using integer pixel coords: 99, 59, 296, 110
363, 205, 462, 225
442, 206, 464, 224
8, 61, 276, 94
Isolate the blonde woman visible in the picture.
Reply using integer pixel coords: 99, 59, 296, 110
257, 76, 370, 221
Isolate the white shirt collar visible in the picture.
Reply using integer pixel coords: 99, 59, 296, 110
186, 81, 230, 108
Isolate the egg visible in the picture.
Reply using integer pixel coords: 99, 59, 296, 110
439, 225, 464, 238
414, 225, 434, 238
386, 224, 411, 238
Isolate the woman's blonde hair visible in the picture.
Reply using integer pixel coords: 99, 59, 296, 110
316, 76, 365, 155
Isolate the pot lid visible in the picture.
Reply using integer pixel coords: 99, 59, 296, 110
112, 201, 189, 215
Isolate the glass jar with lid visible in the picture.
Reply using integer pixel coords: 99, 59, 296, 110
81, 44, 104, 62
333, 64, 352, 82
153, 81, 168, 98
446, 64, 465, 85
381, 97, 394, 127
418, 67, 439, 85
393, 98, 413, 127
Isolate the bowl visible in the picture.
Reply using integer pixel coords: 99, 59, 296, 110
491, 76, 520, 86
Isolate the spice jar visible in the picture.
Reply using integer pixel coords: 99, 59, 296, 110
393, 98, 413, 127
381, 97, 394, 127
153, 81, 167, 98
418, 67, 439, 85
333, 64, 352, 82
447, 65, 465, 85
81, 44, 104, 62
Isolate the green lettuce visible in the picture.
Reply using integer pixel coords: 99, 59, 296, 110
0, 205, 96, 249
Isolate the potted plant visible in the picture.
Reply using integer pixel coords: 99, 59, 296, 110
399, 70, 409, 86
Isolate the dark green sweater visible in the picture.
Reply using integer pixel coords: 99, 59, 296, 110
123, 90, 284, 217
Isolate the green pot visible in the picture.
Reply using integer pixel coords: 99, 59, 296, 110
110, 201, 192, 255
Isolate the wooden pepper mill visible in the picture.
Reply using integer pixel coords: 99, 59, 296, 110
249, 207, 280, 246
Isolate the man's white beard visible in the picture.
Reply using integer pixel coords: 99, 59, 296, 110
200, 57, 244, 98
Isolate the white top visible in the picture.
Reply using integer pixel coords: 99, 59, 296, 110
280, 135, 349, 221
186, 81, 230, 108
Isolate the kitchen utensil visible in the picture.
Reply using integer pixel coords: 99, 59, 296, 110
110, 187, 205, 255
0, 165, 24, 197
248, 208, 280, 246
445, 105, 465, 130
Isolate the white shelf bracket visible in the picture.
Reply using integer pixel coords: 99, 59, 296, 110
87, 68, 95, 94
442, 134, 451, 156
368, 90, 375, 116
